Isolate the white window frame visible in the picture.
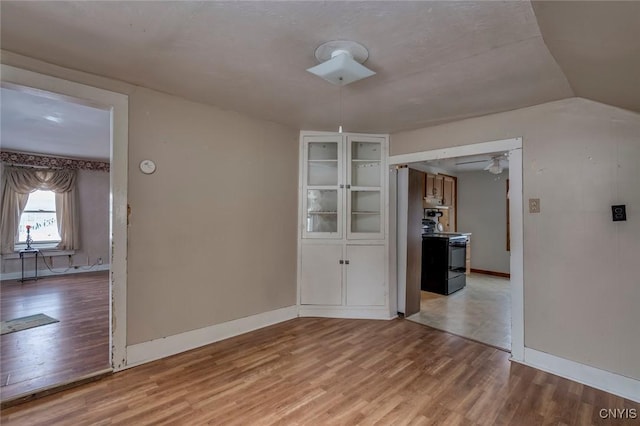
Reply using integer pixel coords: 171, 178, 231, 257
16, 189, 61, 248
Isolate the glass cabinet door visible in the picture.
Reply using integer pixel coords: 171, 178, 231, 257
302, 136, 343, 238
347, 136, 385, 239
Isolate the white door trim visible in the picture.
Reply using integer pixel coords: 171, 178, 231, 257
388, 137, 524, 361
1, 64, 129, 370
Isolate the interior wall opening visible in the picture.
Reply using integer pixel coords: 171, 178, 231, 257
0, 70, 127, 404
389, 138, 524, 360
406, 152, 511, 351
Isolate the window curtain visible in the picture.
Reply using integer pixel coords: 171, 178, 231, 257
0, 166, 78, 253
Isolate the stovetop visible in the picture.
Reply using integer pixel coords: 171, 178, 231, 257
421, 232, 468, 242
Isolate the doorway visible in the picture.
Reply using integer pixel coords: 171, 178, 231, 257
390, 138, 524, 360
0, 65, 128, 402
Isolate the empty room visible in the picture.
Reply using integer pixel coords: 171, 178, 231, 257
1, 1, 638, 424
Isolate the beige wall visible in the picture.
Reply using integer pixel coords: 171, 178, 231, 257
1, 51, 299, 345
75, 170, 110, 268
126, 87, 298, 343
457, 171, 510, 274
391, 98, 640, 380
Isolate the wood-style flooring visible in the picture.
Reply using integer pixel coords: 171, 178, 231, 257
408, 273, 511, 351
0, 271, 110, 402
2, 317, 638, 425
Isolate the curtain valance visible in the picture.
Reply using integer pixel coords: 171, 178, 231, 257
3, 166, 76, 193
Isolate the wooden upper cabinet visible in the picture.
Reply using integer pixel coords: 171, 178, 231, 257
434, 175, 443, 198
425, 173, 453, 202
442, 176, 455, 206
425, 173, 444, 199
425, 173, 434, 198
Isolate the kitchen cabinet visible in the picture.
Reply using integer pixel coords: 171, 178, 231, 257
442, 175, 455, 207
439, 209, 452, 232
424, 173, 457, 231
425, 173, 443, 199
298, 131, 391, 319
434, 175, 444, 199
424, 173, 455, 205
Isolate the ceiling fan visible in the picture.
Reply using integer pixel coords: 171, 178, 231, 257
455, 154, 508, 174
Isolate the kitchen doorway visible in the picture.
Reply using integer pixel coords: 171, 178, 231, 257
0, 65, 128, 403
390, 138, 524, 360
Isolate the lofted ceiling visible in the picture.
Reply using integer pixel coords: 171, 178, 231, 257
0, 1, 638, 136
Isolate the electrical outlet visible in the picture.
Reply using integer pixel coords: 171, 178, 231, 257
529, 198, 541, 213
611, 205, 626, 221
97, 257, 103, 265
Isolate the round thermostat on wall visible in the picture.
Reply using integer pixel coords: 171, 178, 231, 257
139, 159, 156, 174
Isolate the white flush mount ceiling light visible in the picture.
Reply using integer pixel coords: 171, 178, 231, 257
307, 40, 376, 86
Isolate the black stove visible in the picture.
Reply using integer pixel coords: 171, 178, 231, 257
421, 233, 467, 295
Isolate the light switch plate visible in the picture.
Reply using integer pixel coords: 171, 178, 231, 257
529, 198, 541, 213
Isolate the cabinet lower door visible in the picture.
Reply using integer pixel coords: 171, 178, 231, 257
346, 245, 385, 306
300, 244, 343, 305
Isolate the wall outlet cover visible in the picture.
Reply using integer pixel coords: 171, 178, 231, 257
529, 198, 541, 213
611, 205, 626, 221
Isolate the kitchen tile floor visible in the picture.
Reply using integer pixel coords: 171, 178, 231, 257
407, 273, 511, 351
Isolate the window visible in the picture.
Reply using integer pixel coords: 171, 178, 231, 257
18, 190, 61, 243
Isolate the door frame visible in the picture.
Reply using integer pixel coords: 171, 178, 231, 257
389, 137, 524, 361
1, 64, 129, 369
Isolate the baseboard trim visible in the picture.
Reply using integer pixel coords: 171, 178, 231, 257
519, 348, 640, 403
125, 305, 298, 368
298, 305, 396, 320
470, 268, 510, 278
0, 264, 110, 281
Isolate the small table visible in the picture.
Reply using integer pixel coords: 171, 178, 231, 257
19, 248, 40, 283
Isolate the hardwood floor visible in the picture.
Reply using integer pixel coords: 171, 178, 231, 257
2, 317, 637, 425
0, 271, 110, 402
408, 273, 511, 351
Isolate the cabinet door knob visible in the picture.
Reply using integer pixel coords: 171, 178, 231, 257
339, 184, 344, 189
339, 260, 344, 264
345, 260, 350, 265
346, 184, 351, 189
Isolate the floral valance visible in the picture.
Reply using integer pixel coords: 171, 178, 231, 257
0, 151, 110, 172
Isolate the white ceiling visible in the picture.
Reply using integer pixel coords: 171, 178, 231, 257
0, 1, 638, 136
0, 86, 111, 160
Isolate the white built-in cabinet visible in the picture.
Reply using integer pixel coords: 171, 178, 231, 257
298, 131, 392, 319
